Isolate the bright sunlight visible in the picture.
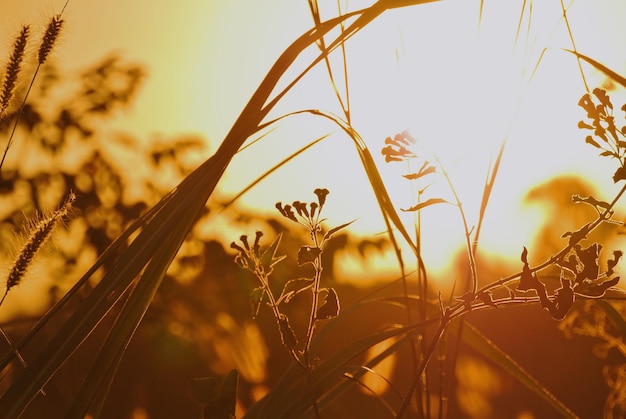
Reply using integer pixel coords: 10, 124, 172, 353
0, 1, 625, 418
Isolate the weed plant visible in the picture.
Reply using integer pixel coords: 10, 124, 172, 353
0, 1, 624, 418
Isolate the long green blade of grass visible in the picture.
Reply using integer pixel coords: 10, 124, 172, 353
463, 322, 578, 418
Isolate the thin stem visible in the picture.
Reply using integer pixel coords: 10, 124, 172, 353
560, 0, 589, 93
303, 228, 323, 360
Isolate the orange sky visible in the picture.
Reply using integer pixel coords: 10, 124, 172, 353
3, 0, 626, 281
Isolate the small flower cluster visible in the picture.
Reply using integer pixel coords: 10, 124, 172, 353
230, 231, 284, 278
578, 88, 626, 182
275, 188, 329, 232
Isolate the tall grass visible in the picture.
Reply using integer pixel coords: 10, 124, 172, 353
0, 1, 624, 418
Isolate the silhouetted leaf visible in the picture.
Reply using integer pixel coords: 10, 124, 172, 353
566, 50, 626, 89
323, 220, 355, 242
259, 234, 286, 274
297, 246, 321, 265
613, 165, 626, 183
278, 278, 314, 304
574, 276, 620, 298
574, 243, 601, 283
477, 291, 496, 307
250, 287, 266, 319
547, 279, 574, 320
607, 250, 623, 276
517, 247, 542, 292
316, 288, 339, 320
278, 314, 298, 349
561, 222, 592, 246
571, 194, 611, 211
403, 161, 436, 180
402, 198, 449, 212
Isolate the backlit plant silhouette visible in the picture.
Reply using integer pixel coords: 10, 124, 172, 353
0, 1, 625, 418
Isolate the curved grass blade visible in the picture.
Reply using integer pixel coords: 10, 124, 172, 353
564, 49, 626, 89
221, 133, 331, 210
244, 319, 437, 418
0, 1, 439, 415
463, 322, 578, 418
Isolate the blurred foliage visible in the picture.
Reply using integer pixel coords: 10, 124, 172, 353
0, 40, 624, 419
0, 54, 391, 418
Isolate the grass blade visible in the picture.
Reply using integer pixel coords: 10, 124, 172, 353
463, 322, 578, 418
564, 49, 626, 89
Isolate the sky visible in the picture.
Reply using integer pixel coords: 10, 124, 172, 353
3, 0, 626, 283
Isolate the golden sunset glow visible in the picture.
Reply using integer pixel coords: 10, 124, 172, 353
1, 0, 624, 281
1, 1, 625, 418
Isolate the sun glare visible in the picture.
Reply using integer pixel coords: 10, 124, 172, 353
191, 0, 625, 284
185, 1, 622, 286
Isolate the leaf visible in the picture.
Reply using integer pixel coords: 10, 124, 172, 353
574, 243, 601, 283
278, 314, 298, 349
316, 288, 340, 320
259, 234, 286, 273
402, 197, 449, 212
607, 250, 623, 276
278, 278, 314, 304
477, 291, 496, 307
565, 50, 626, 89
561, 222, 592, 246
250, 287, 266, 318
323, 220, 356, 242
574, 276, 620, 298
613, 165, 626, 183
402, 161, 437, 180
517, 247, 543, 292
571, 194, 611, 211
297, 246, 321, 265
547, 279, 575, 320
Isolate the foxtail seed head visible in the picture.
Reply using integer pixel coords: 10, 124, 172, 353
4, 192, 75, 296
38, 15, 63, 65
0, 25, 29, 119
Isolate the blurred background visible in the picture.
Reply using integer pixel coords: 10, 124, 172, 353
0, 0, 625, 417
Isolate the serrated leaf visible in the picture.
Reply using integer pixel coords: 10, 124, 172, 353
250, 287, 266, 319
278, 278, 314, 304
323, 220, 355, 242
316, 288, 340, 320
297, 246, 321, 265
402, 197, 449, 212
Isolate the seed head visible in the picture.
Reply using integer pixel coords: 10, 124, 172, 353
38, 15, 63, 65
4, 193, 75, 298
0, 25, 29, 119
